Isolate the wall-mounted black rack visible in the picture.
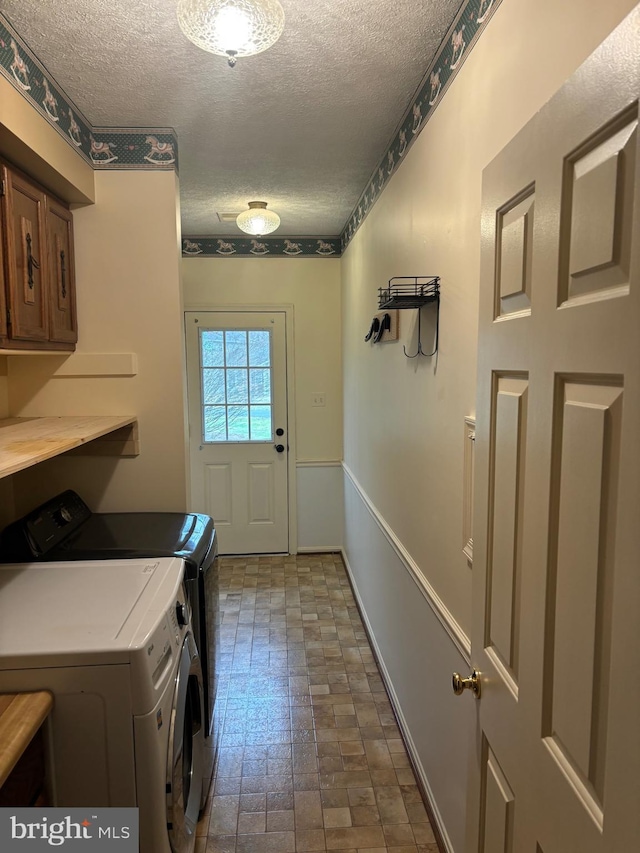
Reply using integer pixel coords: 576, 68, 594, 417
378, 276, 440, 309
378, 276, 441, 358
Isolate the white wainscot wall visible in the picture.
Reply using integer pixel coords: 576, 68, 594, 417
296, 461, 344, 552
342, 466, 474, 853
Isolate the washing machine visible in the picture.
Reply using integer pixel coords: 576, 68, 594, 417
0, 490, 219, 807
0, 556, 204, 853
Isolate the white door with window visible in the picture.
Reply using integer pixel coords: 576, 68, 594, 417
467, 11, 639, 852
186, 311, 289, 554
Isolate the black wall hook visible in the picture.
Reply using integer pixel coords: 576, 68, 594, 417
403, 294, 440, 358
365, 313, 392, 344
364, 317, 380, 341
373, 313, 391, 343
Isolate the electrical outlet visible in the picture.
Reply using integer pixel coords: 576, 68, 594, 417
312, 392, 326, 407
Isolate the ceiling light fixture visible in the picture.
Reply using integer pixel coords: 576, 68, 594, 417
177, 0, 285, 67
236, 201, 281, 236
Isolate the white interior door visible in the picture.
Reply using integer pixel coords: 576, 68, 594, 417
467, 10, 639, 852
186, 311, 289, 554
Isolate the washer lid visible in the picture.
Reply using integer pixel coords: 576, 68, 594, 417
0, 557, 183, 666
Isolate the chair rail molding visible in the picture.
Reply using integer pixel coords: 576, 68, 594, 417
342, 460, 471, 663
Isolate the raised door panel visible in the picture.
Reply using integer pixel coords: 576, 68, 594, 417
487, 375, 528, 690
204, 463, 232, 526
46, 197, 77, 344
559, 114, 637, 306
496, 191, 534, 319
248, 462, 275, 524
480, 740, 515, 853
3, 167, 48, 342
542, 379, 623, 818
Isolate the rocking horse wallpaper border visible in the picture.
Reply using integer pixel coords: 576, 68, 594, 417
90, 128, 179, 170
0, 0, 501, 256
340, 0, 502, 253
0, 13, 179, 172
181, 236, 342, 258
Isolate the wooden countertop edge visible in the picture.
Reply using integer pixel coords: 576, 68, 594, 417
0, 692, 54, 788
0, 415, 137, 479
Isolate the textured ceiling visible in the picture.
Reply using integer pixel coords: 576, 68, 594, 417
1, 0, 462, 236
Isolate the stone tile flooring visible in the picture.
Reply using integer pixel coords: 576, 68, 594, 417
196, 552, 439, 853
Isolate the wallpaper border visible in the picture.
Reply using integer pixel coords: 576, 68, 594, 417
0, 13, 179, 172
1, 0, 502, 250
181, 236, 342, 258
340, 0, 503, 252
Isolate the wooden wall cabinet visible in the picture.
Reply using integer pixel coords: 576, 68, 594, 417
0, 162, 77, 351
46, 197, 77, 345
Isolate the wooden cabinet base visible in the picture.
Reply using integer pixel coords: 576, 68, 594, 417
0, 336, 75, 351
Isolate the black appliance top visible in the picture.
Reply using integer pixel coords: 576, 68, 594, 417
0, 490, 216, 576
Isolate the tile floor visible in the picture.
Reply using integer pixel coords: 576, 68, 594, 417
196, 552, 439, 853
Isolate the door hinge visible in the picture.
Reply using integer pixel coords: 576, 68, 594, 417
6, 308, 11, 326
0, 178, 5, 197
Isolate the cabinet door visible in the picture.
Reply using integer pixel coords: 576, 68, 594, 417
0, 195, 6, 339
46, 197, 77, 344
2, 166, 48, 342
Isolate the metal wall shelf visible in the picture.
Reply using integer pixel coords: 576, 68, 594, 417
378, 276, 440, 309
377, 276, 441, 358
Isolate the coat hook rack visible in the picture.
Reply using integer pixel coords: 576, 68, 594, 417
364, 313, 391, 343
378, 276, 440, 358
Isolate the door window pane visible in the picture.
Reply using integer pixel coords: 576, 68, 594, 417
203, 369, 225, 404
227, 406, 249, 441
204, 406, 227, 441
225, 331, 248, 366
201, 331, 224, 367
226, 369, 248, 404
250, 369, 271, 404
249, 331, 270, 366
200, 327, 275, 443
250, 406, 272, 441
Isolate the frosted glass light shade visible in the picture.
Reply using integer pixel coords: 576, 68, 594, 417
177, 0, 285, 65
237, 201, 281, 235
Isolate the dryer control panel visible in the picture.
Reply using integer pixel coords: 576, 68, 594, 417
0, 490, 91, 559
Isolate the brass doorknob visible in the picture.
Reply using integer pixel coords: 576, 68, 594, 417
452, 669, 481, 699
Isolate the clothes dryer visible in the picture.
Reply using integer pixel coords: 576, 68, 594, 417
0, 556, 203, 853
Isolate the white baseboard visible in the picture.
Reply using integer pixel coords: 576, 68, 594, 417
296, 546, 342, 553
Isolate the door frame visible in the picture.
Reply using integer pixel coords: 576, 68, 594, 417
183, 303, 298, 554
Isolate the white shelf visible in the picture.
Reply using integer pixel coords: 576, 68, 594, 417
0, 416, 139, 479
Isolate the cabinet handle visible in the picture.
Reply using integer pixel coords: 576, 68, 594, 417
26, 232, 40, 289
60, 249, 67, 299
